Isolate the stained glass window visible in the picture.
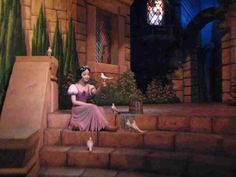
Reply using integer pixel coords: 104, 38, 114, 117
147, 0, 164, 25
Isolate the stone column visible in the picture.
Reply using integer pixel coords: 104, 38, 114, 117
118, 15, 126, 73
171, 68, 184, 102
86, 4, 96, 65
221, 3, 236, 102
183, 55, 192, 102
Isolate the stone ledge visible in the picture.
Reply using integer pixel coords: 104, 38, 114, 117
0, 128, 39, 149
158, 116, 190, 132
62, 130, 98, 146
98, 131, 143, 148
67, 147, 114, 168
40, 146, 71, 167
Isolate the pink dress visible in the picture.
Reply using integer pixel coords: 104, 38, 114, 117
67, 84, 108, 131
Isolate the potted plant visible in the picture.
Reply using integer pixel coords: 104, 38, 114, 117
129, 89, 144, 114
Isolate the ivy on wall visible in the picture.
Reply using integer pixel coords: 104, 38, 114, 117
0, 0, 26, 111
31, 5, 49, 56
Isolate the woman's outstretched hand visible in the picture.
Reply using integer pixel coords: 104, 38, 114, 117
101, 81, 107, 88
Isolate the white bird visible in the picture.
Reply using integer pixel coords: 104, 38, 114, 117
111, 103, 119, 114
126, 120, 145, 133
87, 137, 94, 152
132, 120, 145, 134
47, 46, 52, 57
101, 72, 113, 81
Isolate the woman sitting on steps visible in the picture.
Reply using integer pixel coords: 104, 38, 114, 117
67, 65, 118, 132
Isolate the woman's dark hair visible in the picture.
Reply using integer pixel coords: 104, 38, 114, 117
77, 65, 91, 80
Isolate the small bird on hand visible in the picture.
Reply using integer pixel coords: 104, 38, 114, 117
101, 72, 113, 81
111, 103, 119, 114
47, 46, 52, 57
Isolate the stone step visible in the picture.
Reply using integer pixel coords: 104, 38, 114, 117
48, 111, 236, 134
43, 129, 236, 156
0, 128, 39, 167
39, 146, 235, 176
0, 128, 39, 176
39, 167, 177, 177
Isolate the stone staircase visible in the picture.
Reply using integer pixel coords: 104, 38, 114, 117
39, 110, 236, 177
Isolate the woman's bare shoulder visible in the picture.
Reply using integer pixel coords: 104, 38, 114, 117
68, 84, 78, 95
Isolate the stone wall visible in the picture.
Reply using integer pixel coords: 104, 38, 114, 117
21, 0, 71, 56
171, 68, 184, 103
221, 3, 236, 103
21, 0, 131, 79
172, 3, 236, 103
171, 55, 192, 103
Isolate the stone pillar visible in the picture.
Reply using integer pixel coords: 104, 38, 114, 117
171, 68, 184, 102
118, 15, 126, 73
183, 56, 192, 102
191, 49, 200, 102
77, 0, 87, 66
221, 3, 236, 102
86, 4, 96, 64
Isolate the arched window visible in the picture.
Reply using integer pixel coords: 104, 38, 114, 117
147, 0, 164, 25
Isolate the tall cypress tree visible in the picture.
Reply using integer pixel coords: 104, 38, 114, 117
0, 0, 12, 56
0, 0, 26, 111
13, 0, 26, 56
32, 5, 49, 56
0, 0, 11, 86
0, 0, 2, 74
63, 17, 79, 78
0, 0, 12, 109
4, 9, 14, 84
52, 16, 63, 81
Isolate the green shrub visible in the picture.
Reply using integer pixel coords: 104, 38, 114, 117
145, 79, 180, 104
90, 71, 142, 105
117, 71, 143, 101
89, 82, 129, 106
66, 71, 180, 107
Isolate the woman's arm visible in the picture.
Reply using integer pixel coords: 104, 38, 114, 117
89, 81, 107, 96
71, 95, 91, 106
